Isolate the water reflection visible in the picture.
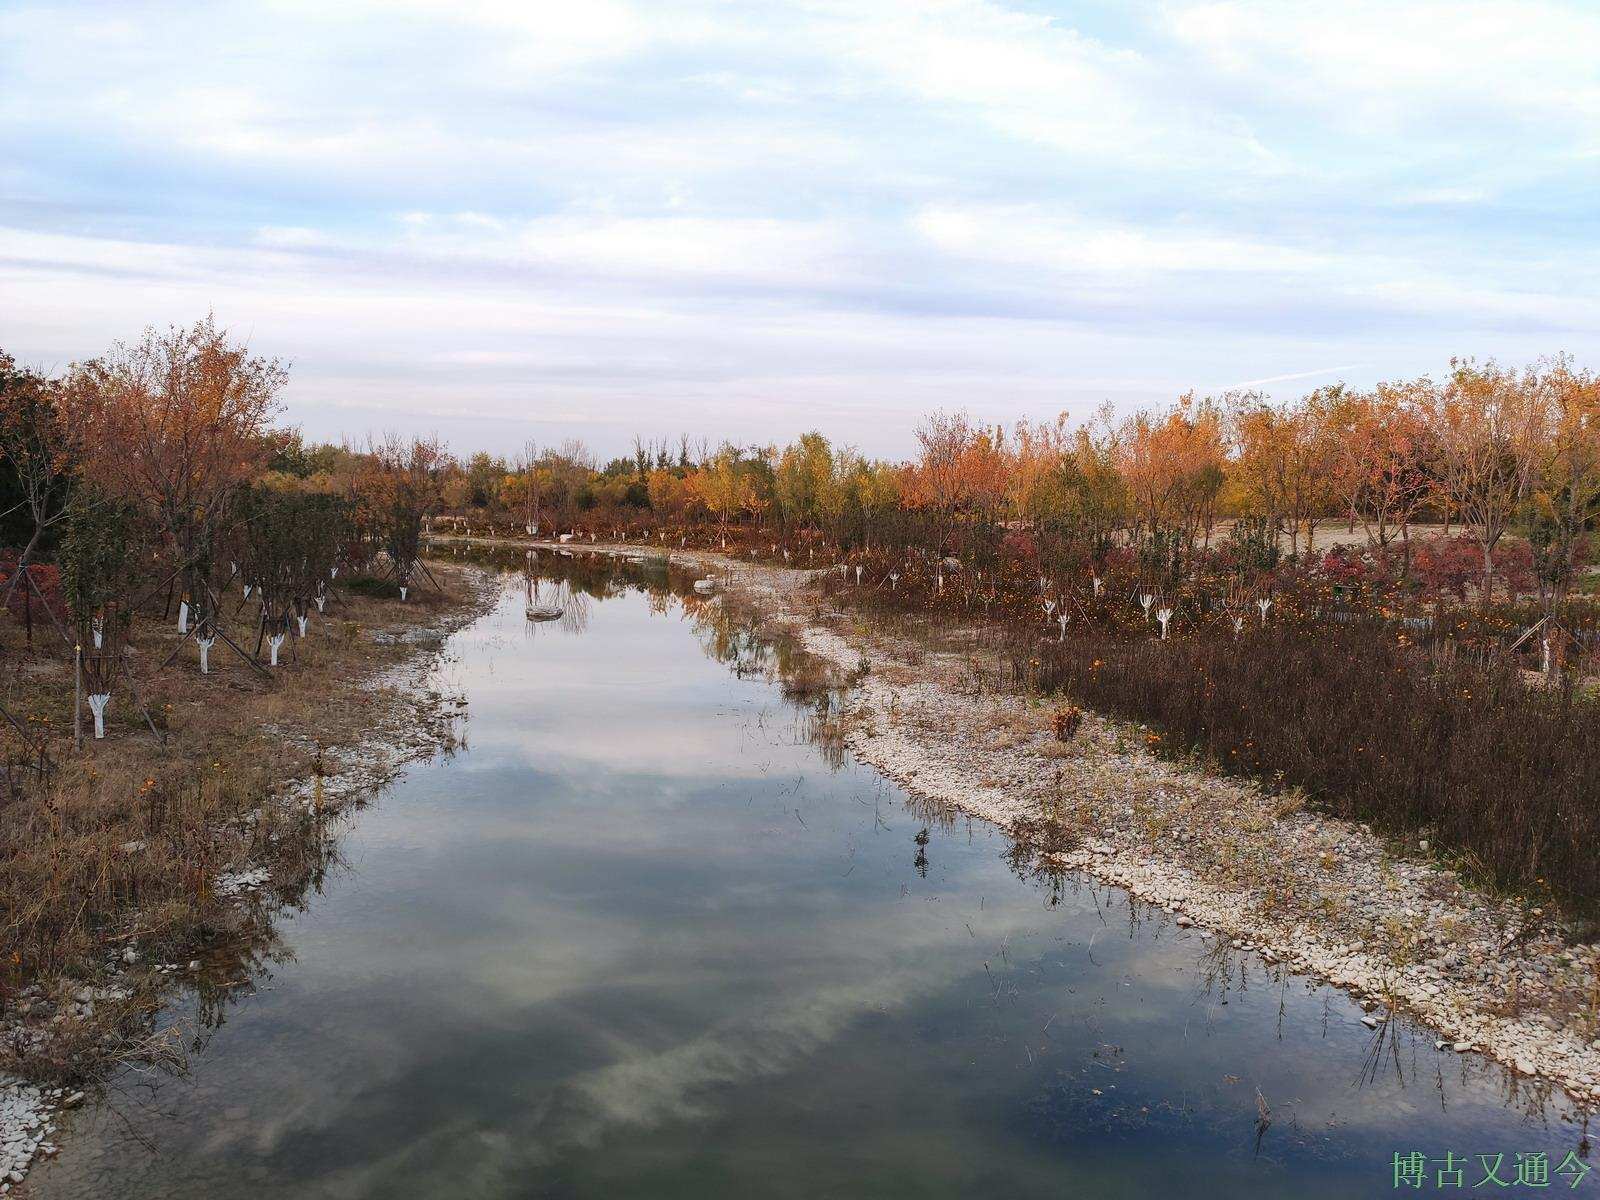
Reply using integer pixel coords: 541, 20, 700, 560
29, 548, 1595, 1199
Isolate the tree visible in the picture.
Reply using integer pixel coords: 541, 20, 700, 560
1427, 360, 1549, 605
68, 315, 285, 630
1119, 395, 1225, 579
694, 447, 749, 548
357, 433, 444, 596
775, 433, 834, 529
0, 354, 78, 635
1527, 356, 1600, 613
1328, 382, 1435, 571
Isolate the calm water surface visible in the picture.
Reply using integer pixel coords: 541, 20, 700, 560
32, 554, 1593, 1198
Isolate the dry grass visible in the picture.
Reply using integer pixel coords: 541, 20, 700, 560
0, 562, 484, 1084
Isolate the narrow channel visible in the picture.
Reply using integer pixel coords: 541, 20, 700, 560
31, 556, 1589, 1198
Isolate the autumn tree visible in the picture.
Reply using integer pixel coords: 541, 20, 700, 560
1229, 389, 1342, 557
1526, 356, 1600, 610
357, 433, 445, 595
67, 315, 284, 630
1327, 382, 1436, 571
695, 447, 749, 547
1118, 395, 1226, 579
775, 432, 835, 530
1427, 359, 1549, 605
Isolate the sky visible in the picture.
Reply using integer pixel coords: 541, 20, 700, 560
2, 0, 1598, 461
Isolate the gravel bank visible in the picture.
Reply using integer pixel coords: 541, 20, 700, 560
497, 536, 1600, 1109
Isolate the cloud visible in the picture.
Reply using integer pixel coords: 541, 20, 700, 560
2, 0, 1597, 455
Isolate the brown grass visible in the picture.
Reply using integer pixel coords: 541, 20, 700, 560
0, 562, 485, 1084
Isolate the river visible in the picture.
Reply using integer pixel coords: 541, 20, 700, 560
30, 552, 1591, 1198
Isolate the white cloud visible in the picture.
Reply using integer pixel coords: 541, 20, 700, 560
2, 0, 1598, 454
1164, 0, 1600, 143
912, 204, 1333, 275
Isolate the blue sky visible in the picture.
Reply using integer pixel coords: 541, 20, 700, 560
2, 0, 1597, 459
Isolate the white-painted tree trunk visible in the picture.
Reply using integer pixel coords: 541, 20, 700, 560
296, 615, 308, 637
92, 617, 103, 649
854, 566, 863, 586
243, 583, 253, 599
198, 636, 215, 674
1092, 576, 1103, 597
1157, 608, 1173, 639
399, 586, 408, 601
178, 600, 189, 634
269, 633, 285, 666
88, 693, 109, 738
330, 566, 339, 579
315, 595, 326, 613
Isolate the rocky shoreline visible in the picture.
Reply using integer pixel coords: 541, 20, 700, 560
496, 535, 1600, 1111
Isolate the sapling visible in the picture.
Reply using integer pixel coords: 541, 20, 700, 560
268, 627, 286, 666
1232, 615, 1245, 638
1043, 598, 1056, 617
1057, 613, 1069, 640
1140, 593, 1155, 621
1092, 575, 1103, 597
197, 631, 216, 674
1157, 607, 1173, 639
1257, 596, 1272, 626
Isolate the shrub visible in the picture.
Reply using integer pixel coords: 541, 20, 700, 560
1020, 621, 1600, 913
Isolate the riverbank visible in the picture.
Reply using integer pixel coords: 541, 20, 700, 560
0, 561, 497, 1190
462, 533, 1600, 1111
